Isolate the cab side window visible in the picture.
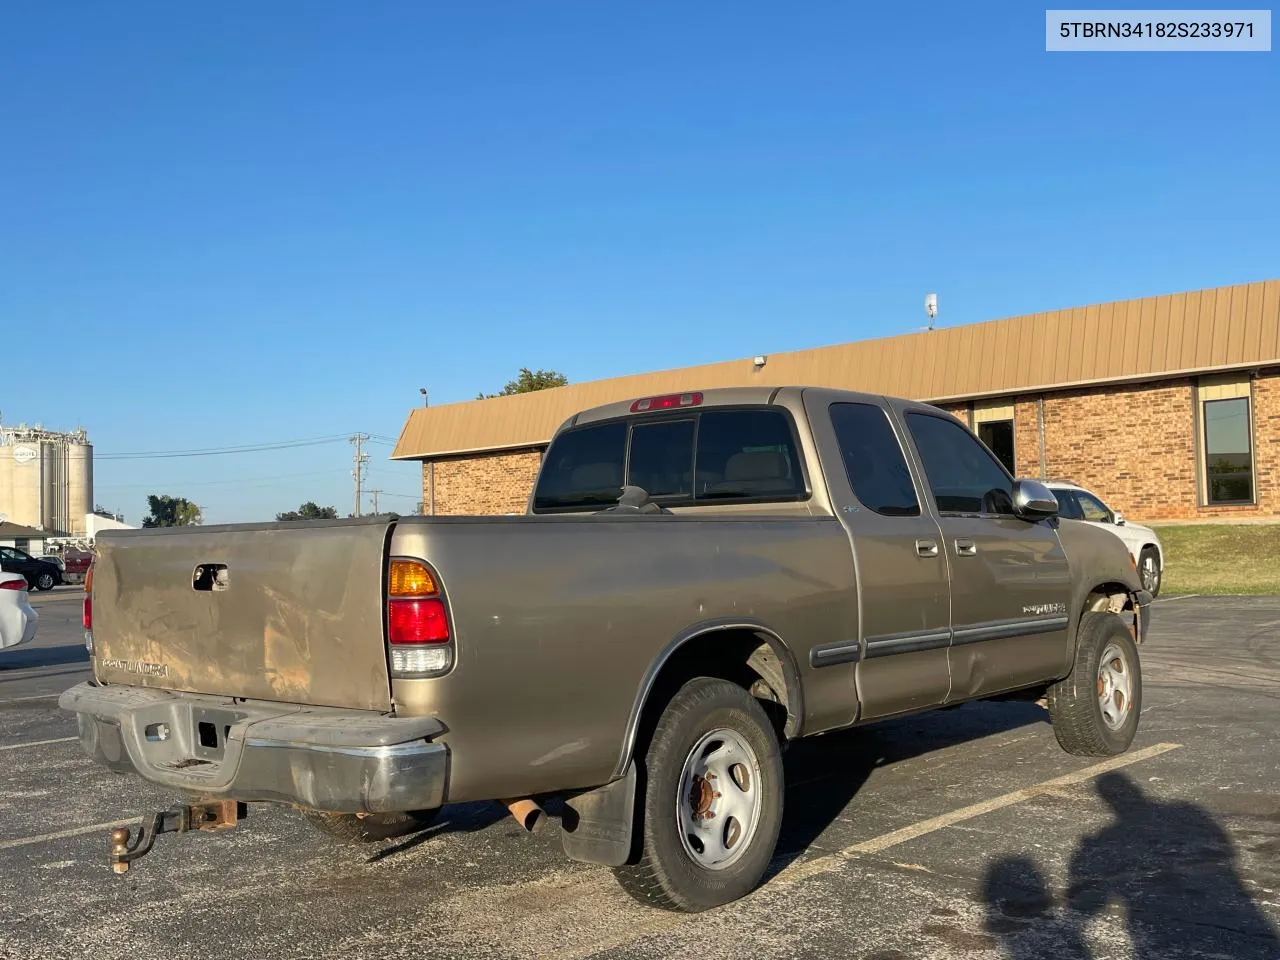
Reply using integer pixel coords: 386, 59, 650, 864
829, 402, 920, 516
905, 412, 1015, 515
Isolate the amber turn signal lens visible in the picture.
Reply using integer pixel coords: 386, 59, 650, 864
389, 559, 437, 597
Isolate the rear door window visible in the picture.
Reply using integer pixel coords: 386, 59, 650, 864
829, 402, 920, 516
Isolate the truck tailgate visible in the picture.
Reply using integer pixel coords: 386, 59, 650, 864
91, 518, 393, 711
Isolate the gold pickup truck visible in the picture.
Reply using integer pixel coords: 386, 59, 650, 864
61, 386, 1151, 911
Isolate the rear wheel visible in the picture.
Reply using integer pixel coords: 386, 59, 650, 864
301, 808, 440, 843
1139, 546, 1162, 597
613, 677, 783, 912
1048, 612, 1142, 757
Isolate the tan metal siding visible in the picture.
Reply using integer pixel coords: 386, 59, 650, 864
392, 280, 1280, 459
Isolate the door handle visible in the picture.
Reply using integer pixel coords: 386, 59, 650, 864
955, 538, 977, 557
915, 539, 939, 558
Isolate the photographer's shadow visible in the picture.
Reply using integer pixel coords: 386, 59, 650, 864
984, 772, 1280, 960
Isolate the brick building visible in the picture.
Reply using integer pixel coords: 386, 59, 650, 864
392, 280, 1280, 521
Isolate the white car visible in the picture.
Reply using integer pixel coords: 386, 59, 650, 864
0, 571, 39, 650
1044, 481, 1164, 597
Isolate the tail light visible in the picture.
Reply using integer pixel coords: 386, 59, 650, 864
387, 558, 452, 677
83, 565, 94, 654
0, 579, 26, 591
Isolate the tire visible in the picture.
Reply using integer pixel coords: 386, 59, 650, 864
613, 678, 784, 912
301, 808, 440, 843
1139, 546, 1162, 598
34, 572, 55, 591
1048, 612, 1142, 757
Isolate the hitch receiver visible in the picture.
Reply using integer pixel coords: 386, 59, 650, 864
109, 800, 245, 874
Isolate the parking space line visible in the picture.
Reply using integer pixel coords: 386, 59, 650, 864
0, 818, 143, 852
545, 741, 1183, 960
0, 694, 61, 703
839, 741, 1178, 854
0, 742, 76, 757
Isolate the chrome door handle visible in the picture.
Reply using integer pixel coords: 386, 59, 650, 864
955, 538, 977, 556
915, 539, 939, 558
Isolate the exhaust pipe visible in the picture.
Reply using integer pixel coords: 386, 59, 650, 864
503, 798, 547, 833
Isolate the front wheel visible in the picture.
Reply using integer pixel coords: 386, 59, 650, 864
34, 572, 55, 591
1139, 546, 1162, 597
301, 808, 440, 843
1048, 612, 1142, 757
613, 678, 784, 912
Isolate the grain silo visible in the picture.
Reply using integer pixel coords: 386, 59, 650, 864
0, 425, 94, 536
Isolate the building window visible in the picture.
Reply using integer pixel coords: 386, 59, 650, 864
972, 402, 1017, 475
977, 420, 1015, 475
1203, 395, 1253, 504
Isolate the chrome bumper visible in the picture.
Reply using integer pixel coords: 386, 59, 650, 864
59, 682, 448, 814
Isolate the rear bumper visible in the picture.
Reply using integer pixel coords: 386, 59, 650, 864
59, 682, 448, 814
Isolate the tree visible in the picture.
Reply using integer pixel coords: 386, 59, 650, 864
477, 367, 568, 399
276, 501, 339, 522
141, 494, 202, 528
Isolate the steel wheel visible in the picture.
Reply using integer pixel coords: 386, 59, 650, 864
676, 727, 763, 871
1096, 641, 1134, 730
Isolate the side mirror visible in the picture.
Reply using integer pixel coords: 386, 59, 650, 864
1012, 479, 1059, 520
1112, 511, 1126, 526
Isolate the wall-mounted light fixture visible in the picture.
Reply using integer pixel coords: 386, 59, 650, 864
753, 355, 768, 369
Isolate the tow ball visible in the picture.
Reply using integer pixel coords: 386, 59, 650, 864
108, 800, 246, 874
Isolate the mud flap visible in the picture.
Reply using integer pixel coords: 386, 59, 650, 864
560, 762, 637, 867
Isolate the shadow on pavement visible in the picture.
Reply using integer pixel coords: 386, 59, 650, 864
768, 699, 1048, 876
983, 771, 1280, 959
0, 643, 90, 671
366, 801, 512, 863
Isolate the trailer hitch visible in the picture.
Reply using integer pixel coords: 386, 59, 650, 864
108, 800, 246, 874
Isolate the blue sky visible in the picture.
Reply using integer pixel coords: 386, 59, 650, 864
2, 2, 1276, 523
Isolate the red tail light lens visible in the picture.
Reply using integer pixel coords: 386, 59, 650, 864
83, 566, 94, 631
388, 598, 449, 645
0, 579, 26, 591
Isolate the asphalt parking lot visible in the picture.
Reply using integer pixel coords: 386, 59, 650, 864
2, 590, 1278, 960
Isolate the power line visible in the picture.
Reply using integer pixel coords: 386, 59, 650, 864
95, 469, 349, 490
97, 435, 352, 460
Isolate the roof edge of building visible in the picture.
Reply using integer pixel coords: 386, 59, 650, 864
393, 359, 1280, 461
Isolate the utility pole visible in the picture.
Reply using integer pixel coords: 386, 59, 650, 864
368, 489, 382, 514
350, 434, 369, 517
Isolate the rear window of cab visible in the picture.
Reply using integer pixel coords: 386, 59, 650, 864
532, 407, 807, 513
